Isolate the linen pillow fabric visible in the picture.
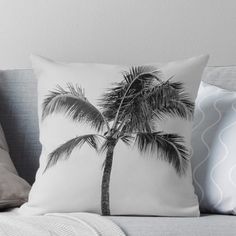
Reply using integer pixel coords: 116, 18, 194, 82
192, 82, 236, 214
0, 124, 31, 209
20, 54, 209, 216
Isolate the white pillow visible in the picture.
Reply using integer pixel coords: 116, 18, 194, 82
0, 124, 31, 209
20, 54, 209, 216
192, 82, 236, 214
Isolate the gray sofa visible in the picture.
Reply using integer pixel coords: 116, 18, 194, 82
0, 67, 236, 236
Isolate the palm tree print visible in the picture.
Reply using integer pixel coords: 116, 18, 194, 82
42, 66, 194, 215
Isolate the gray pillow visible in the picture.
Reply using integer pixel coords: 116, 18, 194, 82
191, 82, 236, 214
0, 124, 31, 209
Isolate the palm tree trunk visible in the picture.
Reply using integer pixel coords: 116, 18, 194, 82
101, 142, 115, 215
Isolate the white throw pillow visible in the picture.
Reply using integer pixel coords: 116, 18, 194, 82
192, 82, 236, 214
0, 124, 31, 209
20, 54, 209, 216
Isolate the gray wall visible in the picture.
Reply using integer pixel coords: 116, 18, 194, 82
0, 0, 235, 68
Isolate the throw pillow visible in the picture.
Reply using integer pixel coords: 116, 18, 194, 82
20, 54, 209, 216
192, 82, 236, 214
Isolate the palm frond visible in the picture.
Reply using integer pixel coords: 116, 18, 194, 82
120, 134, 134, 145
148, 81, 194, 120
122, 66, 162, 85
44, 134, 101, 171
99, 66, 161, 124
42, 83, 107, 132
100, 66, 193, 134
115, 80, 193, 133
134, 132, 189, 175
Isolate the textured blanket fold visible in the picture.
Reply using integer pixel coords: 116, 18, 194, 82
0, 212, 125, 236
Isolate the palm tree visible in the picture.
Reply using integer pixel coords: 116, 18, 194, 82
42, 66, 194, 215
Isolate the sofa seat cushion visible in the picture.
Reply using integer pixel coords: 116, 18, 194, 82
110, 214, 236, 236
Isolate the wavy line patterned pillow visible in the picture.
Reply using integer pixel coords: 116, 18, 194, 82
192, 82, 236, 214
20, 54, 209, 216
